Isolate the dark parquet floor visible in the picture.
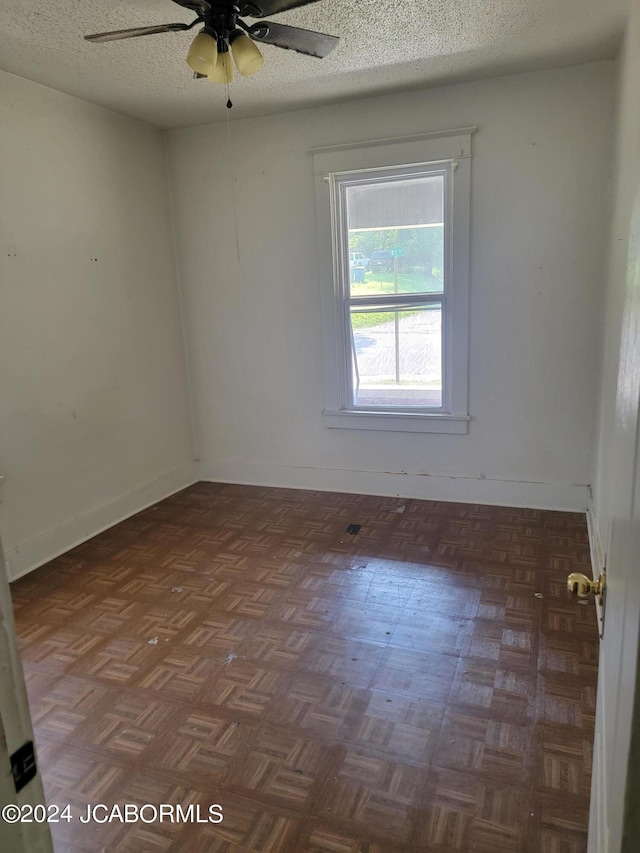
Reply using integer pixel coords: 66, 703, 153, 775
10, 483, 598, 852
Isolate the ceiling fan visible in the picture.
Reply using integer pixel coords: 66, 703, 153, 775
85, 0, 339, 85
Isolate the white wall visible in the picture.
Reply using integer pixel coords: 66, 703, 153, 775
0, 72, 196, 580
167, 62, 614, 510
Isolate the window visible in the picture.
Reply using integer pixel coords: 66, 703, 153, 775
312, 129, 474, 433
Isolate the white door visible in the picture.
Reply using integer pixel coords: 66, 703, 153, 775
588, 210, 640, 850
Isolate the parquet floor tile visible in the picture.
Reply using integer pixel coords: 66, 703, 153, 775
268, 673, 368, 744
10, 483, 598, 851
322, 746, 427, 843
180, 791, 302, 852
299, 821, 387, 852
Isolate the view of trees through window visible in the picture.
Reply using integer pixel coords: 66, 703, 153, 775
347, 224, 445, 408
348, 225, 444, 300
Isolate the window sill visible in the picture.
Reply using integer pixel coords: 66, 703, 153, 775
323, 409, 470, 434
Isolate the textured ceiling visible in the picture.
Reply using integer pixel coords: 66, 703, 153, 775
0, 0, 630, 129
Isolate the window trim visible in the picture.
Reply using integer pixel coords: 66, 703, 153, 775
312, 128, 475, 434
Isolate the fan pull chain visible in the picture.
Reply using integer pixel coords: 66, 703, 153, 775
225, 108, 241, 264
225, 56, 232, 109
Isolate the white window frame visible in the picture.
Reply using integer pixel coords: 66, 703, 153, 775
312, 129, 475, 434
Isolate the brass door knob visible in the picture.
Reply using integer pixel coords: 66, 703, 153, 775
567, 571, 606, 598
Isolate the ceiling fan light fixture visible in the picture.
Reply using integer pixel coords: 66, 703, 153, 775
208, 50, 234, 84
186, 30, 218, 75
230, 32, 264, 77
85, 0, 340, 92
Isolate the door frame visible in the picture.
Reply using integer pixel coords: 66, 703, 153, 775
0, 535, 53, 853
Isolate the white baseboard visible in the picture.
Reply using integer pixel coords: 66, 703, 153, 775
200, 461, 590, 511
4, 462, 199, 582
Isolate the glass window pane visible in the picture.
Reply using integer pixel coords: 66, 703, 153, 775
350, 304, 442, 408
345, 174, 444, 298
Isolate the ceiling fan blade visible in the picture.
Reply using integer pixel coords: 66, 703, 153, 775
249, 21, 338, 58
240, 0, 321, 19
170, 0, 210, 12
85, 23, 193, 43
